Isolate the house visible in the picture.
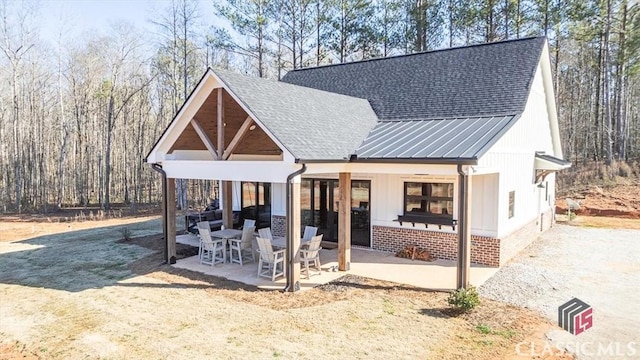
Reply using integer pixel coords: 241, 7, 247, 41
146, 36, 570, 291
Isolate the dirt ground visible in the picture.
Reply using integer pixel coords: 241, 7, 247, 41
0, 217, 570, 359
556, 181, 640, 219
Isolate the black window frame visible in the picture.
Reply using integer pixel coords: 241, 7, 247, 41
403, 182, 454, 218
240, 182, 271, 228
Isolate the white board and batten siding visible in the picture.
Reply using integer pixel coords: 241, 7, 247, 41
477, 63, 556, 238
470, 174, 499, 237
270, 183, 287, 216
232, 171, 501, 240
358, 172, 498, 238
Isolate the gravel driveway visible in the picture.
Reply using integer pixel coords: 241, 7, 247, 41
480, 224, 640, 359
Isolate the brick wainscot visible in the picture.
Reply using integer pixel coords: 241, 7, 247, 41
271, 215, 286, 237
372, 209, 554, 267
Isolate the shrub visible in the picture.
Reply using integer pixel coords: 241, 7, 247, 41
447, 285, 480, 313
476, 324, 491, 334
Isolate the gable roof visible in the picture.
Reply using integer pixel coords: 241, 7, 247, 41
213, 69, 378, 161
148, 37, 555, 166
282, 37, 546, 120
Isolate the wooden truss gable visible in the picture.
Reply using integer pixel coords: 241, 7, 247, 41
169, 88, 282, 159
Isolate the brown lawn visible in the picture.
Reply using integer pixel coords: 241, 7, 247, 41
0, 217, 571, 359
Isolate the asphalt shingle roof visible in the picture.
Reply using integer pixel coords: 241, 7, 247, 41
214, 69, 378, 161
282, 37, 546, 120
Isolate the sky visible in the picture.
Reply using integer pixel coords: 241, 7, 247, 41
39, 0, 218, 44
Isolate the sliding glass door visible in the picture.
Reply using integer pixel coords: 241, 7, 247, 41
300, 179, 370, 246
241, 182, 271, 228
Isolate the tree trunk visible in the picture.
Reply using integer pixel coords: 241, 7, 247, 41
104, 95, 114, 210
615, 0, 628, 160
593, 34, 604, 161
448, 0, 454, 47
602, 0, 613, 165
515, 0, 521, 38
504, 0, 509, 39
316, 0, 321, 66
340, 1, 346, 62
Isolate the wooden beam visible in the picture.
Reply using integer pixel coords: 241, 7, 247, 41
456, 166, 471, 289
222, 116, 253, 160
166, 178, 177, 264
338, 172, 351, 271
217, 88, 224, 160
535, 169, 553, 183
189, 119, 218, 159
221, 180, 233, 229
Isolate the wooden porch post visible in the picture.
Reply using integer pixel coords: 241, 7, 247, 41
221, 180, 233, 229
338, 172, 351, 271
456, 165, 471, 289
287, 176, 302, 291
166, 177, 177, 264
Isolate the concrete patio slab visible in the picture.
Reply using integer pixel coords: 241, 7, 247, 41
176, 233, 200, 247
173, 249, 345, 291
343, 249, 498, 290
173, 240, 497, 291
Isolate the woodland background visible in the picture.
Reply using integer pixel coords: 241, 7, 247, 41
0, 0, 638, 213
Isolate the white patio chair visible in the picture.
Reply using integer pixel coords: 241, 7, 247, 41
300, 234, 323, 279
229, 226, 256, 266
256, 236, 285, 281
243, 219, 256, 229
197, 221, 225, 266
302, 226, 318, 241
258, 227, 273, 241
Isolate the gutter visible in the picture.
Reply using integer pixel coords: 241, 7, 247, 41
456, 164, 470, 289
284, 163, 307, 292
151, 163, 169, 263
349, 157, 478, 165
297, 157, 478, 165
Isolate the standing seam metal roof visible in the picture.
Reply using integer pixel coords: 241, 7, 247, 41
355, 115, 518, 160
535, 153, 572, 167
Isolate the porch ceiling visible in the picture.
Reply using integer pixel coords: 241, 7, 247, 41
169, 89, 282, 156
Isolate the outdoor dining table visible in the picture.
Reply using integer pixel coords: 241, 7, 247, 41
210, 229, 243, 263
210, 228, 243, 242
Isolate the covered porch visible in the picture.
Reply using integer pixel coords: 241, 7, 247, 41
146, 68, 477, 292
174, 234, 496, 291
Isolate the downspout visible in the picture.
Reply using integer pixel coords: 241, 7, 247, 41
456, 164, 471, 289
284, 163, 307, 292
151, 163, 169, 263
